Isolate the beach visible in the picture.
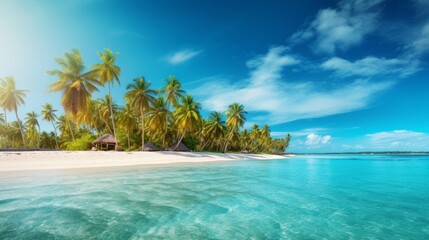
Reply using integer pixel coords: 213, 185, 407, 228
0, 151, 284, 172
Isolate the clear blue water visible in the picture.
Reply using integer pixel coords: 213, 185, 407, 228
1, 154, 429, 239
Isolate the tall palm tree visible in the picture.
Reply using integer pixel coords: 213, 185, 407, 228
224, 103, 247, 152
160, 76, 185, 140
41, 103, 59, 149
47, 49, 102, 120
124, 77, 156, 149
0, 76, 28, 148
92, 49, 121, 144
174, 95, 201, 149
200, 111, 226, 150
25, 111, 41, 148
118, 104, 137, 149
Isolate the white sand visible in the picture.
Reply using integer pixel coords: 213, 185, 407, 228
0, 151, 286, 172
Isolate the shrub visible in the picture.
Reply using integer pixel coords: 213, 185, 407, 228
65, 133, 96, 150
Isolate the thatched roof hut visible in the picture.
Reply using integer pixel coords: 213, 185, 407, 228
92, 134, 118, 151
140, 142, 160, 151
166, 142, 190, 152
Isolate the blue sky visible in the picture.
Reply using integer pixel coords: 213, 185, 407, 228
1, 0, 428, 153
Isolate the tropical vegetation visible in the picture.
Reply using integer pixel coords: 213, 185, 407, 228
0, 49, 291, 154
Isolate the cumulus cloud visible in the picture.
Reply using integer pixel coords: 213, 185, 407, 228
305, 133, 332, 145
321, 56, 420, 77
291, 0, 384, 54
167, 49, 201, 64
194, 46, 393, 125
366, 130, 429, 151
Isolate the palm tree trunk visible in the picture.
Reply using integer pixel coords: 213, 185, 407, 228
3, 108, 7, 123
66, 118, 75, 141
51, 120, 59, 149
37, 125, 41, 149
198, 139, 209, 151
163, 101, 171, 147
174, 133, 185, 150
127, 132, 130, 149
141, 108, 145, 149
14, 109, 27, 148
223, 127, 236, 153
108, 83, 117, 147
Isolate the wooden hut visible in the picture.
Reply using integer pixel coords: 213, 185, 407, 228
166, 142, 190, 152
141, 142, 160, 151
92, 134, 118, 151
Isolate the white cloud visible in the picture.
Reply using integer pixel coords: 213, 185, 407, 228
194, 46, 393, 125
366, 130, 429, 151
167, 49, 201, 64
291, 0, 384, 54
410, 23, 429, 57
305, 133, 332, 145
288, 128, 330, 137
321, 56, 420, 77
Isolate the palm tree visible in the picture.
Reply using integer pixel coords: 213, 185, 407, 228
0, 76, 28, 148
76, 99, 103, 134
224, 103, 247, 152
160, 76, 185, 141
98, 95, 119, 134
41, 103, 59, 149
57, 115, 76, 143
161, 76, 185, 110
25, 111, 41, 148
118, 104, 137, 149
147, 97, 171, 140
200, 112, 226, 150
174, 95, 201, 149
48, 49, 102, 120
92, 49, 121, 144
124, 77, 156, 149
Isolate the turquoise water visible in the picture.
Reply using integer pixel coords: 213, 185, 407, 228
1, 155, 429, 239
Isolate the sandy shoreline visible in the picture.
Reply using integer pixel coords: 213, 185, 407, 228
0, 151, 286, 172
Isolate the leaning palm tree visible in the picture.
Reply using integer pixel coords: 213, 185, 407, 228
124, 77, 157, 149
0, 76, 28, 148
25, 111, 41, 148
0, 113, 4, 125
200, 111, 226, 150
56, 115, 77, 143
92, 49, 121, 143
118, 104, 137, 149
47, 49, 102, 120
98, 95, 119, 134
147, 97, 171, 141
224, 103, 247, 152
174, 95, 201, 149
41, 103, 59, 149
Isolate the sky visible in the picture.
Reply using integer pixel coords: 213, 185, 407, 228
0, 0, 428, 153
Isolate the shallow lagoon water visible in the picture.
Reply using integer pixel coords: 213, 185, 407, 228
1, 154, 428, 239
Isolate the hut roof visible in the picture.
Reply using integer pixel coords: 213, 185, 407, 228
141, 142, 160, 151
166, 141, 190, 151
92, 134, 118, 144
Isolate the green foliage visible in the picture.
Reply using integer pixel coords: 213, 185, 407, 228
183, 135, 199, 151
65, 133, 96, 151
